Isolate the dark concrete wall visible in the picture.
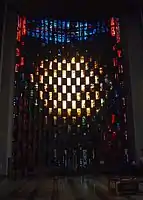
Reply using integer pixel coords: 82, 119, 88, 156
0, 7, 16, 175
121, 11, 143, 161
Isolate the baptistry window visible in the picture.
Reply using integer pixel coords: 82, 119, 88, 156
15, 17, 127, 172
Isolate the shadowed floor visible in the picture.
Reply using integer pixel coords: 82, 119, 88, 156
0, 176, 104, 200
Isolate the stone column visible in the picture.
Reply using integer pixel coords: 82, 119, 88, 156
121, 10, 143, 161
0, 5, 17, 175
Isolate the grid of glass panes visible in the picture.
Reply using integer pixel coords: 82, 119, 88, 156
27, 19, 108, 44
36, 54, 105, 118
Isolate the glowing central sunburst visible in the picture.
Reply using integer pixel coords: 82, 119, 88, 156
31, 55, 106, 119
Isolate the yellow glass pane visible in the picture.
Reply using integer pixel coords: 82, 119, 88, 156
63, 101, 66, 109
95, 76, 99, 84
49, 61, 52, 69
40, 75, 43, 83
44, 69, 48, 76
30, 74, 34, 83
90, 84, 94, 92
81, 85, 85, 92
35, 83, 38, 91
81, 70, 84, 78
67, 78, 71, 86
90, 70, 94, 77
76, 93, 81, 101
67, 63, 71, 71
54, 70, 57, 78
53, 85, 57, 93
80, 56, 84, 63
67, 109, 71, 116
58, 93, 62, 101
62, 70, 66, 78
44, 83, 48, 92
76, 78, 80, 86
44, 99, 48, 107
53, 100, 57, 108
49, 92, 52, 100
72, 101, 76, 109
39, 91, 43, 100
53, 58, 57, 63
40, 60, 44, 68
58, 62, 62, 70
82, 100, 86, 108
86, 108, 91, 116
58, 77, 61, 85
101, 98, 104, 106
49, 108, 52, 114
100, 83, 103, 91
62, 85, 66, 93
77, 108, 81, 116
67, 93, 71, 101
71, 57, 75, 64
94, 61, 98, 68
95, 91, 100, 100
72, 85, 76, 93
86, 92, 90, 100
85, 62, 88, 70
49, 76, 52, 85
58, 108, 61, 115
76, 63, 80, 71
99, 67, 103, 74
86, 77, 90, 85
91, 100, 95, 108
62, 58, 66, 63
